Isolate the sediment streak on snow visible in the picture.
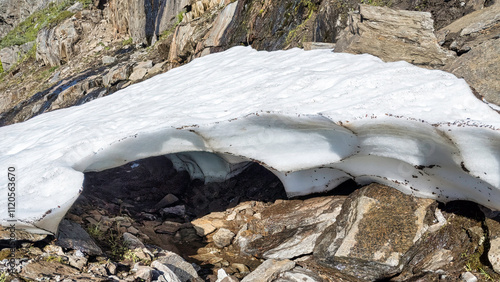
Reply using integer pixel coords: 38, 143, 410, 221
0, 46, 499, 234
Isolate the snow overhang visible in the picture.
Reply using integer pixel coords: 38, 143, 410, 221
1, 46, 499, 235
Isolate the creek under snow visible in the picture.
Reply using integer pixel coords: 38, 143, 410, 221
1, 46, 499, 235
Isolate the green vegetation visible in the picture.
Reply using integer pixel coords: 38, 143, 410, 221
0, 272, 6, 282
159, 11, 185, 41
285, 0, 318, 45
122, 37, 133, 46
0, 0, 93, 50
86, 223, 104, 239
361, 0, 393, 7
44, 255, 66, 264
0, 60, 4, 74
123, 249, 140, 263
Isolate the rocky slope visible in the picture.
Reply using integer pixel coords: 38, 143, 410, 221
0, 0, 499, 280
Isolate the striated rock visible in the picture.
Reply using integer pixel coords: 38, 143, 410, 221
275, 266, 324, 282
443, 39, 500, 106
437, 2, 500, 54
395, 201, 487, 280
0, 226, 47, 241
201, 2, 238, 52
242, 196, 344, 260
213, 228, 235, 248
56, 219, 103, 256
314, 183, 435, 281
36, 19, 81, 67
335, 5, 455, 66
241, 259, 296, 282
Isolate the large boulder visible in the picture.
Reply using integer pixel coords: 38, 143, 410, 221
0, 41, 34, 71
443, 38, 500, 106
335, 4, 455, 67
313, 183, 436, 281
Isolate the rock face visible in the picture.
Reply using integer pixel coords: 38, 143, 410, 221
36, 10, 103, 67
0, 0, 59, 38
0, 41, 34, 71
314, 183, 435, 280
335, 4, 455, 67
107, 0, 190, 45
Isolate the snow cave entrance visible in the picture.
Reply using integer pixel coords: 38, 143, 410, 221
71, 152, 358, 261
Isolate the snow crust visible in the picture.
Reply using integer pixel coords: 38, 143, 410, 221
1, 46, 500, 234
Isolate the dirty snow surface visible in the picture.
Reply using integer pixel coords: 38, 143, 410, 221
1, 46, 499, 234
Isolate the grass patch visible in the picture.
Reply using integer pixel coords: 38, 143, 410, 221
0, 60, 4, 73
44, 255, 65, 264
0, 0, 93, 49
0, 272, 6, 282
121, 37, 133, 46
159, 11, 185, 41
361, 0, 393, 7
285, 0, 318, 45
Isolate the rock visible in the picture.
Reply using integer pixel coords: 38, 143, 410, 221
241, 259, 296, 282
231, 263, 250, 274
155, 250, 201, 282
437, 3, 500, 53
0, 226, 47, 241
56, 219, 103, 256
275, 267, 323, 282
21, 261, 79, 280
161, 205, 186, 217
155, 221, 183, 234
242, 196, 344, 259
102, 56, 117, 65
103, 63, 133, 87
213, 228, 235, 248
314, 183, 435, 281
67, 2, 83, 13
216, 268, 238, 282
335, 5, 455, 67
486, 218, 500, 273
155, 193, 180, 209
461, 271, 478, 282
151, 260, 182, 282
303, 42, 336, 50
133, 264, 154, 282
129, 67, 148, 81
202, 2, 238, 49
396, 201, 486, 280
36, 19, 81, 67
123, 232, 146, 249
0, 0, 58, 38
43, 244, 65, 255
88, 262, 108, 276
443, 39, 500, 106
0, 46, 21, 71
148, 62, 166, 76
192, 218, 218, 237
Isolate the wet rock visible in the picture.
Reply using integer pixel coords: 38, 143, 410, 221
57, 219, 103, 256
213, 228, 235, 248
335, 5, 455, 67
443, 38, 500, 106
155, 250, 201, 282
241, 259, 296, 282
242, 196, 344, 259
314, 183, 435, 281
